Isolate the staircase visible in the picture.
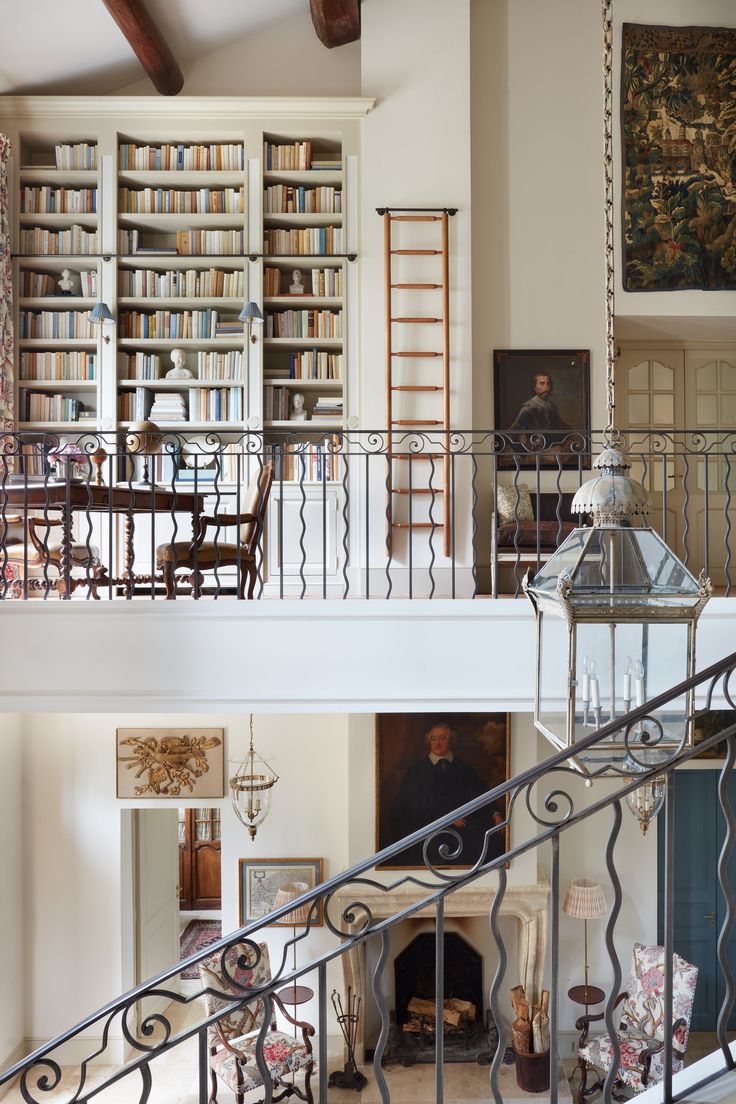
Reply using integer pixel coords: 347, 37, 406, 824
3, 651, 736, 1104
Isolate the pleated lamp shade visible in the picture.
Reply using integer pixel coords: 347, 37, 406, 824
562, 879, 607, 920
272, 882, 311, 926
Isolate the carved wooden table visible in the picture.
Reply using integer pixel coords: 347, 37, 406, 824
1, 479, 205, 598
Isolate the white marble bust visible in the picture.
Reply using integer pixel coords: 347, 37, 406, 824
166, 348, 193, 379
58, 268, 75, 294
290, 392, 307, 421
290, 269, 305, 295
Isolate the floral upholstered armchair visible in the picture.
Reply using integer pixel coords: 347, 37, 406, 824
199, 940, 314, 1104
576, 942, 698, 1102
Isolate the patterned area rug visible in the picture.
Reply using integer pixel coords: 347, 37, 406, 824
179, 919, 222, 979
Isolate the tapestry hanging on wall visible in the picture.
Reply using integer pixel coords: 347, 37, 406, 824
622, 23, 736, 291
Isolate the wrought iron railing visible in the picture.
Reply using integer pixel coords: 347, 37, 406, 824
2, 651, 736, 1104
1, 428, 734, 599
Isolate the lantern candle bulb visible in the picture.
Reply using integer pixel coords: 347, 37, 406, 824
623, 655, 632, 710
634, 659, 645, 708
589, 659, 601, 726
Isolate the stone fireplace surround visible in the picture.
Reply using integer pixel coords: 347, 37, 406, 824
334, 879, 550, 1061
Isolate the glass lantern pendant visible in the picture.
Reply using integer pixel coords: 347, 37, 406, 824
523, 447, 711, 774
229, 715, 278, 840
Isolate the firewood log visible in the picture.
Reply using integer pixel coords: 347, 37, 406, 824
407, 996, 461, 1027
512, 1015, 532, 1054
510, 984, 527, 1018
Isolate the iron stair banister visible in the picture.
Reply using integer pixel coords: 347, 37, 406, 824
3, 649, 736, 1104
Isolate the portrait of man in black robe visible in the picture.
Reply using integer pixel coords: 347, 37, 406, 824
376, 715, 509, 869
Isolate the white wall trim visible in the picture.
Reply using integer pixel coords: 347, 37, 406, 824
0, 1041, 25, 1101
0, 96, 375, 119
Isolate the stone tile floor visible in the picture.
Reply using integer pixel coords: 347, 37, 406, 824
0, 1006, 728, 1104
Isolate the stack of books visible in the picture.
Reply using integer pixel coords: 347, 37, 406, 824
149, 393, 188, 422
214, 319, 242, 338
313, 397, 343, 419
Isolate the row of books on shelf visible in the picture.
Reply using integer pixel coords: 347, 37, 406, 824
53, 143, 97, 171
119, 387, 243, 423
267, 350, 342, 381
263, 141, 314, 171
118, 187, 244, 214
263, 226, 343, 256
20, 311, 94, 339
263, 266, 342, 297
118, 309, 244, 339
268, 437, 342, 482
21, 187, 97, 214
122, 349, 244, 381
263, 185, 341, 214
118, 266, 245, 299
19, 226, 97, 255
118, 143, 244, 172
21, 269, 98, 297
21, 392, 94, 421
20, 350, 96, 381
118, 229, 245, 255
265, 309, 342, 339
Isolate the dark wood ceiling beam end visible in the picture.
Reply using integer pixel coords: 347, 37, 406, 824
100, 0, 184, 95
309, 0, 360, 49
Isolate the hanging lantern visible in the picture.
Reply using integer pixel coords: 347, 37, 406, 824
524, 449, 710, 772
523, 0, 711, 785
229, 715, 278, 840
625, 770, 666, 836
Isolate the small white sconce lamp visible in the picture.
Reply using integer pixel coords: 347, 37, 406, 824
88, 301, 115, 344
238, 300, 264, 344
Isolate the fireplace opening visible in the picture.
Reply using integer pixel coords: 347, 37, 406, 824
377, 931, 498, 1066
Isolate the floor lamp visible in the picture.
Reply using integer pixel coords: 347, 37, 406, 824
272, 882, 312, 1009
562, 879, 607, 1007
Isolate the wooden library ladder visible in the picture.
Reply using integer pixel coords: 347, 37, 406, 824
378, 206, 457, 557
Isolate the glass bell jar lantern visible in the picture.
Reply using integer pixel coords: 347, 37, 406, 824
524, 447, 711, 772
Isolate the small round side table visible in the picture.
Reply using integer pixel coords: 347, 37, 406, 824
276, 984, 314, 1006
568, 984, 605, 1014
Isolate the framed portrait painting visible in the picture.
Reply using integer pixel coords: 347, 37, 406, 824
239, 858, 324, 927
375, 713, 510, 869
493, 349, 590, 469
116, 727, 224, 798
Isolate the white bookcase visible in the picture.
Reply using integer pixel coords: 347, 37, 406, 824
1, 97, 372, 587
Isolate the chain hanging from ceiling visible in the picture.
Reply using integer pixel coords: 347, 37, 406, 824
602, 0, 618, 446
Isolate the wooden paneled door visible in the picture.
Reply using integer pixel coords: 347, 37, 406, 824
617, 346, 736, 587
178, 808, 221, 911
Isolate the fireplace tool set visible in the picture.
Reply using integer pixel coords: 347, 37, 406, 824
328, 987, 368, 1090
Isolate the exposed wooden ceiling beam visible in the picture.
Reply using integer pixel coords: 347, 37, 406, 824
309, 0, 360, 49
100, 0, 183, 95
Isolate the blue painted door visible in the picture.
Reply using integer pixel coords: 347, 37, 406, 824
656, 770, 733, 1031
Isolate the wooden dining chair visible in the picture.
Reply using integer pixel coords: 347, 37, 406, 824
156, 460, 273, 599
1, 513, 108, 598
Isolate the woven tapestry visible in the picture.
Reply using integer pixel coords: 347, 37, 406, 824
622, 23, 736, 291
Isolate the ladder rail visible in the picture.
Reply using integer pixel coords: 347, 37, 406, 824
381, 206, 456, 563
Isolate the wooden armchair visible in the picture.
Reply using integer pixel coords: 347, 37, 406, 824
1, 514, 107, 598
198, 941, 314, 1104
575, 943, 698, 1102
156, 461, 273, 599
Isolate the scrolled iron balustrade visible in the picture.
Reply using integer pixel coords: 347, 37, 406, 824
1, 427, 736, 600
3, 650, 736, 1104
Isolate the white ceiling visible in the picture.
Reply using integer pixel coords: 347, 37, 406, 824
0, 0, 307, 94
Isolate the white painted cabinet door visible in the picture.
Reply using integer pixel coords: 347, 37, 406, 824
135, 809, 181, 1031
267, 485, 342, 587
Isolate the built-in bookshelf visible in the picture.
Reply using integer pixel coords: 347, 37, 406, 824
15, 138, 100, 428
115, 136, 248, 437
262, 134, 346, 460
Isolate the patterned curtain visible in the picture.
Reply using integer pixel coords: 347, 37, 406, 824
0, 134, 15, 431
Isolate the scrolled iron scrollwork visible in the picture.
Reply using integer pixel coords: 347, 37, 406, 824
19, 1060, 63, 1104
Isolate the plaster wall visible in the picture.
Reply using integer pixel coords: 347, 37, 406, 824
0, 715, 24, 1074
18, 712, 349, 1051
360, 0, 473, 565
116, 11, 361, 98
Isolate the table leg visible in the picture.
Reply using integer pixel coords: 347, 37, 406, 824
124, 514, 134, 600
58, 508, 73, 600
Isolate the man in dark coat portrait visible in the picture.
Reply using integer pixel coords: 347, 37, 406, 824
391, 722, 504, 867
508, 372, 572, 435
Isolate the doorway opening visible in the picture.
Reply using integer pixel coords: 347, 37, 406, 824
178, 808, 222, 988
